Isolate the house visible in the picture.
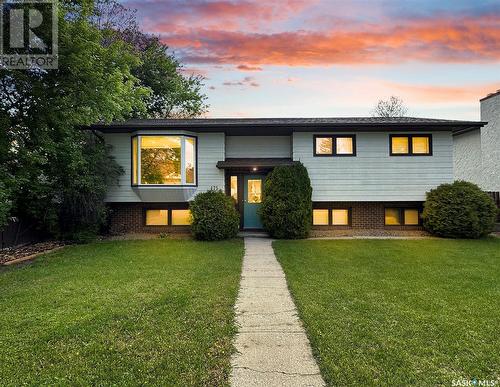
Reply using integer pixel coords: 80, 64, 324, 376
454, 90, 500, 192
91, 117, 485, 233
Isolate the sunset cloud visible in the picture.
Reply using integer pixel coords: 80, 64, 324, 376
161, 15, 500, 66
223, 76, 260, 87
237, 64, 263, 71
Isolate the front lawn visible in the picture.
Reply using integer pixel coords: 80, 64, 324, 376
274, 239, 500, 386
0, 239, 243, 386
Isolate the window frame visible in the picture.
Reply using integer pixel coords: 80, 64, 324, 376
131, 134, 198, 187
384, 207, 423, 226
389, 134, 432, 156
312, 206, 352, 226
313, 135, 356, 157
143, 206, 191, 227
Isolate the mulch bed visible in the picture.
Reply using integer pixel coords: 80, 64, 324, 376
0, 241, 66, 265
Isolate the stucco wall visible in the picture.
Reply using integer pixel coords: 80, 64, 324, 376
453, 129, 482, 184
480, 94, 500, 191
293, 131, 454, 202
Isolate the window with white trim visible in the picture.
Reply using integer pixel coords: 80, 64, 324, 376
132, 135, 196, 186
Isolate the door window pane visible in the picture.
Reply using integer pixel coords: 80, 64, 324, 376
332, 209, 349, 225
315, 137, 333, 155
336, 137, 353, 155
391, 137, 409, 154
185, 137, 196, 184
146, 210, 168, 226
313, 209, 329, 225
412, 136, 430, 154
404, 209, 420, 225
385, 208, 401, 225
141, 136, 181, 184
172, 210, 191, 225
247, 179, 262, 203
230, 176, 238, 201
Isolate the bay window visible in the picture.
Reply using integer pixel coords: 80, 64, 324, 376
132, 135, 197, 186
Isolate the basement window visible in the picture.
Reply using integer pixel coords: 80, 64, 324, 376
385, 208, 422, 226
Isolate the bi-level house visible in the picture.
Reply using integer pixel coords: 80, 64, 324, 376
91, 117, 485, 234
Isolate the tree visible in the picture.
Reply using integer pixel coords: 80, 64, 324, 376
0, 0, 207, 239
372, 96, 408, 117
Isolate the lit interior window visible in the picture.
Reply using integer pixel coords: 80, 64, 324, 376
315, 137, 333, 155
313, 209, 329, 225
230, 176, 238, 201
172, 209, 191, 225
146, 210, 168, 226
247, 179, 262, 203
332, 209, 349, 225
185, 137, 196, 184
336, 137, 353, 155
404, 209, 420, 225
385, 208, 401, 225
391, 137, 409, 154
132, 136, 138, 185
412, 136, 430, 154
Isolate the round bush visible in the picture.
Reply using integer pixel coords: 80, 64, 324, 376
190, 189, 240, 241
259, 163, 312, 239
422, 181, 498, 238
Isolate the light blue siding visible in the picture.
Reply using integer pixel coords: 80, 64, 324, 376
225, 136, 291, 158
293, 131, 454, 201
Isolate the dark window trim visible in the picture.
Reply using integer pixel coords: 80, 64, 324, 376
312, 206, 352, 226
389, 134, 432, 156
384, 206, 423, 226
313, 134, 356, 157
131, 134, 198, 187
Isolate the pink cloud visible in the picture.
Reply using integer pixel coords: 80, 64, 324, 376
237, 64, 263, 71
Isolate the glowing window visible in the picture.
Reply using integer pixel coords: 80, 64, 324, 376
332, 209, 349, 225
313, 209, 329, 225
315, 137, 333, 155
247, 179, 262, 204
133, 136, 196, 186
146, 210, 168, 226
391, 137, 409, 154
336, 137, 354, 155
412, 136, 430, 154
230, 176, 238, 201
172, 210, 191, 226
404, 209, 420, 225
385, 208, 401, 225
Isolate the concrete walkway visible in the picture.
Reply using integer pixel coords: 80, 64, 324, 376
230, 237, 325, 387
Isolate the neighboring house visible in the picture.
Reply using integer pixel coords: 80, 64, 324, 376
454, 90, 500, 192
91, 117, 484, 233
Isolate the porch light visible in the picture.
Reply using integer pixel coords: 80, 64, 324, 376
252, 167, 258, 171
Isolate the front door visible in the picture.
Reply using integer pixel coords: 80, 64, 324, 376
243, 175, 263, 229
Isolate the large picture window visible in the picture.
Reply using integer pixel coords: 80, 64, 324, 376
132, 135, 197, 186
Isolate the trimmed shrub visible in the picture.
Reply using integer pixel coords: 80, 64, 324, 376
422, 181, 498, 238
190, 189, 240, 241
259, 163, 312, 239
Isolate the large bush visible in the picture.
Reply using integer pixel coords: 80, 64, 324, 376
190, 189, 240, 241
259, 163, 312, 239
422, 181, 498, 238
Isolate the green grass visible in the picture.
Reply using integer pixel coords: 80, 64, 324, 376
0, 239, 243, 386
274, 238, 500, 386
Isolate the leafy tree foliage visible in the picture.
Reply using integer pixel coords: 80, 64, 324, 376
423, 181, 497, 238
0, 0, 207, 239
259, 163, 312, 239
372, 96, 408, 117
190, 190, 240, 241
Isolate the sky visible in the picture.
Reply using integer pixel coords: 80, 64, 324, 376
121, 0, 500, 119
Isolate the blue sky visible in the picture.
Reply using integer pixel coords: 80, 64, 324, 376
122, 0, 500, 119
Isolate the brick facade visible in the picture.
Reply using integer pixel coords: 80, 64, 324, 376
109, 201, 424, 235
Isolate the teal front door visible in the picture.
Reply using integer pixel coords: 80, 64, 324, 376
243, 175, 263, 229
